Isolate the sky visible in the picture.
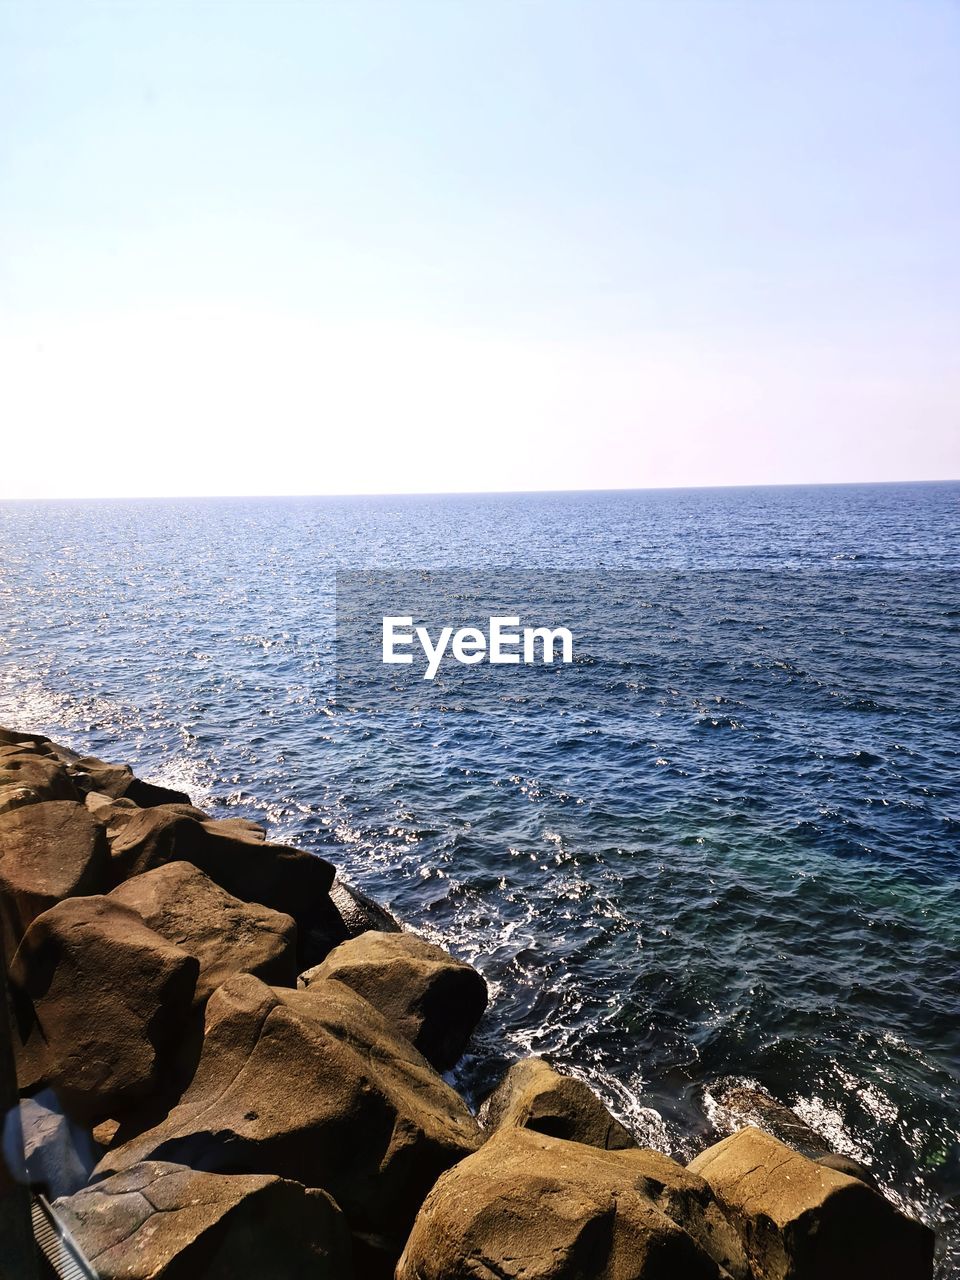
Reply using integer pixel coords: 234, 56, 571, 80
1, 0, 958, 498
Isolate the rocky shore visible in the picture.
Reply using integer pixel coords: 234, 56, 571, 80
0, 727, 937, 1278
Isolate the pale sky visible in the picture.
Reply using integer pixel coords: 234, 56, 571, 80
1, 0, 958, 498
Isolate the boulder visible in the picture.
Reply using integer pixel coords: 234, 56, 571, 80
108, 861, 298, 1006
479, 1057, 636, 1150
108, 807, 335, 931
0, 785, 42, 816
704, 1078, 831, 1156
815, 1152, 878, 1189
96, 973, 481, 1260
688, 1126, 935, 1280
299, 930, 487, 1071
0, 752, 79, 803
296, 890, 351, 966
0, 800, 110, 958
55, 1160, 351, 1279
397, 1126, 748, 1280
0, 727, 57, 751
84, 791, 143, 840
69, 755, 138, 800
124, 777, 193, 807
9, 895, 199, 1122
207, 816, 267, 843
330, 878, 401, 936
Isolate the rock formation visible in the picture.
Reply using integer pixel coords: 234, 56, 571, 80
299, 928, 488, 1071
478, 1056, 637, 1150
54, 1160, 351, 1279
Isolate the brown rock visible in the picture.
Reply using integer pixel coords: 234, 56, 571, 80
397, 1126, 747, 1280
479, 1057, 637, 1150
299, 930, 487, 1071
84, 791, 143, 841
123, 777, 193, 807
108, 807, 335, 929
0, 752, 79, 803
0, 800, 110, 958
108, 861, 297, 1006
69, 755, 138, 800
0, 727, 58, 751
9, 895, 199, 1122
0, 785, 42, 816
62, 750, 192, 807
55, 1161, 351, 1279
688, 1126, 935, 1280
96, 973, 481, 1259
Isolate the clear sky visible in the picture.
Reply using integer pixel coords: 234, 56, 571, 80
1, 0, 958, 498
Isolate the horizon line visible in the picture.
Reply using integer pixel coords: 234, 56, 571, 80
1, 477, 958, 503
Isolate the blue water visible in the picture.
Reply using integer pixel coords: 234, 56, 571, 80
1, 483, 958, 1272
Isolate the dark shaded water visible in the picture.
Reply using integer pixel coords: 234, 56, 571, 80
1, 483, 958, 1271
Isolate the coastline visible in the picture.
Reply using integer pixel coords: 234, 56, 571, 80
0, 726, 938, 1279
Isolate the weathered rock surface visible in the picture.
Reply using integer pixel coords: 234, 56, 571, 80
84, 790, 144, 840
108, 806, 335, 930
10, 895, 199, 1122
330, 878, 402, 936
0, 800, 110, 958
397, 1125, 749, 1280
688, 1126, 935, 1280
96, 973, 481, 1259
0, 727, 58, 751
55, 1160, 351, 1279
299, 930, 487, 1071
704, 1078, 831, 1156
479, 1057, 637, 1150
0, 752, 79, 804
109, 861, 298, 1006
815, 1151, 878, 1189
0, 785, 43, 816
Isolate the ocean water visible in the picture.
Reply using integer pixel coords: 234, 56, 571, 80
1, 483, 958, 1272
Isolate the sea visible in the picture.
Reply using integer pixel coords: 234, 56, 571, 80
1, 482, 958, 1273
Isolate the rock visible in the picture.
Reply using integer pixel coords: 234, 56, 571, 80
397, 1125, 748, 1280
703, 1078, 831, 1156
0, 727, 57, 751
206, 816, 267, 843
108, 807, 335, 931
84, 791, 143, 840
0, 785, 42, 816
63, 751, 192, 807
96, 973, 481, 1260
108, 861, 298, 1006
296, 890, 351, 966
479, 1057, 636, 1150
69, 755, 138, 800
10, 895, 199, 1122
330, 878, 401, 936
92, 1120, 121, 1150
0, 800, 110, 958
688, 1126, 935, 1280
0, 752, 79, 803
4, 1090, 100, 1198
815, 1152, 879, 1189
55, 1160, 351, 1279
299, 930, 487, 1071
124, 777, 192, 807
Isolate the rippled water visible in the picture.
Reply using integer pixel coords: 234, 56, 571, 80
1, 484, 958, 1272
